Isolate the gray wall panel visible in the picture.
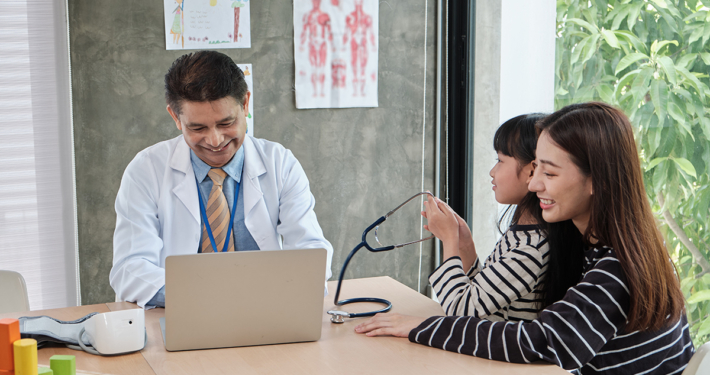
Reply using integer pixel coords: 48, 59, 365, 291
70, 0, 437, 304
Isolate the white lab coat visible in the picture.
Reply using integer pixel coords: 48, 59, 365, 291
110, 134, 333, 307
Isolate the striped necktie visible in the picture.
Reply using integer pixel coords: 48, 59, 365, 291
200, 168, 235, 253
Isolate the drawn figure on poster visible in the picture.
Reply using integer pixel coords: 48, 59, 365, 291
170, 0, 185, 48
232, 0, 249, 42
344, 0, 375, 96
300, 0, 334, 97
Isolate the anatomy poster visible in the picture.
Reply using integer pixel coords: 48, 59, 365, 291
294, 0, 378, 109
164, 0, 251, 50
237, 64, 255, 135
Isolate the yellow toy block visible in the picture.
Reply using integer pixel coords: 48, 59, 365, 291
13, 338, 38, 375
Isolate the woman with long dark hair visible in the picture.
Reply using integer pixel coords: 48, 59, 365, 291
356, 102, 693, 374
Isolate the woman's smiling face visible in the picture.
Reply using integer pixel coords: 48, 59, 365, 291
528, 131, 594, 234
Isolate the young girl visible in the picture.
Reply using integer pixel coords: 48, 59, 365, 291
424, 113, 551, 322
356, 102, 693, 374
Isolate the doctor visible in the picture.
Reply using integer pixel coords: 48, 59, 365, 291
110, 51, 334, 308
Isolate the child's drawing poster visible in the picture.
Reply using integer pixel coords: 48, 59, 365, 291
164, 0, 251, 50
294, 0, 378, 109
238, 64, 255, 135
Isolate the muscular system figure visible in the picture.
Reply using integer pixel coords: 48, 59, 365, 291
300, 0, 333, 97
343, 0, 375, 96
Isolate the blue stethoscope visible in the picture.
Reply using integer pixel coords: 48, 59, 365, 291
196, 178, 240, 252
327, 192, 436, 323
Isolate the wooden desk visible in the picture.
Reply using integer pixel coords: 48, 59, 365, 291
3, 277, 566, 375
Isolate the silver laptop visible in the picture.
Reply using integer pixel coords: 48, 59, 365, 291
160, 248, 327, 351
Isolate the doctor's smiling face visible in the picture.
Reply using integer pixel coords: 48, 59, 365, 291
167, 92, 250, 168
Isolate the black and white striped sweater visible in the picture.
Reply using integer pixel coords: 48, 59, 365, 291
411, 246, 694, 374
430, 224, 549, 322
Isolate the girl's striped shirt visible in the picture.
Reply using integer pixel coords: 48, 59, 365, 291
430, 224, 549, 322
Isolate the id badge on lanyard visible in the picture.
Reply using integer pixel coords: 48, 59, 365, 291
196, 179, 240, 252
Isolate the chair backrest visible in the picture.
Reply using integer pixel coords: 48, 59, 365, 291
683, 342, 710, 375
0, 270, 30, 313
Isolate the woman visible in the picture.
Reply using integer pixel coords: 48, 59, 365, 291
356, 102, 694, 374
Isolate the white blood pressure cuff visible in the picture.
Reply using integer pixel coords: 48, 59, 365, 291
19, 309, 146, 356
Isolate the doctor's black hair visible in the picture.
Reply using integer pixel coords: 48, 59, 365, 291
164, 51, 249, 115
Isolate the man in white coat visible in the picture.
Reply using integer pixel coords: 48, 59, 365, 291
110, 51, 333, 308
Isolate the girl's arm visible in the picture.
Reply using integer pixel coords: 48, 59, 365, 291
429, 230, 546, 318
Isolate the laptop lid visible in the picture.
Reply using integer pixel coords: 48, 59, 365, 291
163, 248, 327, 351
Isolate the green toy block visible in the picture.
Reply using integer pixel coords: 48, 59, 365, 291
49, 355, 75, 375
38, 366, 53, 374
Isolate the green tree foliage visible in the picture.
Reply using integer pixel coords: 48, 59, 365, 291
556, 0, 710, 346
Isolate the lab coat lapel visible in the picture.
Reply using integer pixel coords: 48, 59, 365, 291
170, 138, 200, 223
242, 135, 266, 217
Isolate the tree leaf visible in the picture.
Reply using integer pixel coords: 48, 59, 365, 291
614, 69, 641, 99
690, 25, 704, 45
565, 18, 599, 33
602, 29, 620, 48
657, 56, 677, 86
627, 2, 643, 30
697, 315, 710, 337
703, 22, 710, 46
612, 5, 630, 30
596, 84, 614, 103
668, 101, 691, 137
570, 35, 591, 66
687, 289, 710, 304
672, 157, 698, 178
701, 117, 710, 140
676, 54, 697, 69
647, 157, 667, 170
615, 53, 649, 74
614, 30, 648, 53
677, 67, 703, 96
651, 80, 669, 121
700, 53, 710, 66
651, 40, 679, 54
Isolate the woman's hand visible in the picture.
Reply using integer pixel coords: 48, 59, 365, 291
354, 313, 427, 337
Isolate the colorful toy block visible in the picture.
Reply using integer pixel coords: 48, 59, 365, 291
37, 367, 53, 374
13, 338, 37, 375
49, 355, 75, 375
0, 318, 21, 373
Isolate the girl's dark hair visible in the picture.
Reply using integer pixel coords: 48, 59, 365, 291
493, 113, 545, 231
494, 114, 586, 309
536, 102, 684, 331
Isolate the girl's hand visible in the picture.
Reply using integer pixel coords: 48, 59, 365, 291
423, 196, 459, 244
451, 209, 477, 270
354, 313, 426, 337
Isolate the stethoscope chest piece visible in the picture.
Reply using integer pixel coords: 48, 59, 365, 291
327, 310, 349, 324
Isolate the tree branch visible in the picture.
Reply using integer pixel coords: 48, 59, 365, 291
658, 194, 710, 278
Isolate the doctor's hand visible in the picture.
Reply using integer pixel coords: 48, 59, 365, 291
354, 313, 426, 338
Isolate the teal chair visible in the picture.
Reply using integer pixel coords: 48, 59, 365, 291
0, 270, 30, 313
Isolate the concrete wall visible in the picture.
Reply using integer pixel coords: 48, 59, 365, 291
69, 1, 438, 304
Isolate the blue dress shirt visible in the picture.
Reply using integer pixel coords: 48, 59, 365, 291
147, 146, 260, 307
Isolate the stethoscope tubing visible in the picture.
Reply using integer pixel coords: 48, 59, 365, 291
328, 192, 436, 323
332, 218, 394, 318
